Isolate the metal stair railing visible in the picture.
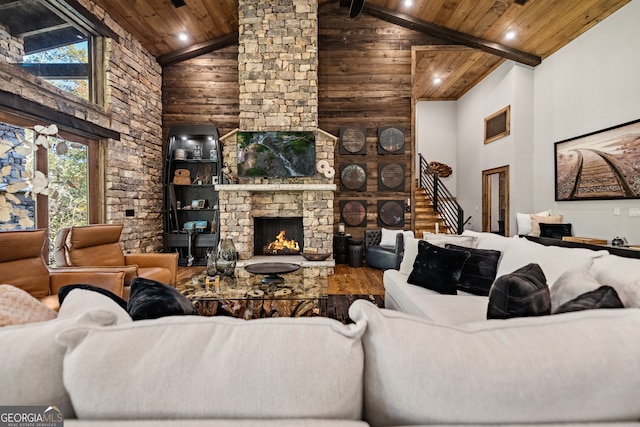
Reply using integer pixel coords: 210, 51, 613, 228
418, 153, 465, 234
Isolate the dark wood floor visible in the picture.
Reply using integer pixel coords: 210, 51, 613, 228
176, 263, 385, 296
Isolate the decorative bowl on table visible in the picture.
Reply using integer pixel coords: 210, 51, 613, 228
301, 252, 331, 261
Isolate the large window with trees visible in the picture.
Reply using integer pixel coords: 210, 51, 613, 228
0, 113, 101, 262
0, 0, 118, 104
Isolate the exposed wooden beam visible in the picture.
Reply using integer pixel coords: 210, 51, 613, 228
0, 89, 120, 141
157, 32, 239, 67
363, 3, 541, 67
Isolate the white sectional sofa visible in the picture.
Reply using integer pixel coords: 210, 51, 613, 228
2, 238, 640, 426
385, 230, 640, 323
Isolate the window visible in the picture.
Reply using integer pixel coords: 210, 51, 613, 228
0, 113, 101, 263
0, 0, 117, 104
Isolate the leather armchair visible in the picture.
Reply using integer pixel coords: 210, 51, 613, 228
54, 224, 178, 295
0, 229, 126, 311
364, 229, 405, 271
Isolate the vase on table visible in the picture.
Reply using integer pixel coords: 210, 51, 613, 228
206, 250, 217, 277
215, 238, 237, 277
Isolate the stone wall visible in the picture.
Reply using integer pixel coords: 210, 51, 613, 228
0, 1, 163, 253
0, 24, 23, 63
238, 0, 318, 131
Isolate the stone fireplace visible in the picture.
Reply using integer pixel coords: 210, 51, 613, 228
216, 0, 336, 281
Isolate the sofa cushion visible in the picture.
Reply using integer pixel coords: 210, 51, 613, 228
487, 263, 550, 319
407, 241, 470, 295
496, 236, 606, 285
555, 285, 625, 314
58, 316, 365, 421
0, 290, 128, 419
384, 270, 488, 324
58, 284, 128, 312
127, 277, 198, 320
422, 232, 478, 249
461, 230, 511, 252
0, 284, 57, 326
348, 300, 640, 426
63, 420, 369, 427
591, 254, 640, 308
550, 268, 602, 312
446, 244, 501, 296
66, 224, 126, 266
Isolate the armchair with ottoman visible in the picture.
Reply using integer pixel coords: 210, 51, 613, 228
0, 229, 125, 311
54, 223, 178, 298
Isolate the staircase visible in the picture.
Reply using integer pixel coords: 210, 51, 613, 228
413, 183, 448, 237
414, 154, 465, 236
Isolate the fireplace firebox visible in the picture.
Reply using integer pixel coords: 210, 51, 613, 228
254, 217, 304, 256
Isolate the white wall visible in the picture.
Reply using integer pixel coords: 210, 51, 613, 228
415, 0, 640, 242
415, 101, 457, 194
455, 62, 534, 233
533, 0, 640, 243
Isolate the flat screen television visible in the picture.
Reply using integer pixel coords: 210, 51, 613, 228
237, 131, 316, 178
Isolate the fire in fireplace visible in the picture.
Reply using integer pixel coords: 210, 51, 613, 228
264, 230, 300, 255
254, 217, 303, 256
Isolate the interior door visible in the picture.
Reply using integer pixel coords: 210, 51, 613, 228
482, 166, 509, 236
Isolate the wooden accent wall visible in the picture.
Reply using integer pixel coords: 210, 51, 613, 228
161, 7, 444, 241
162, 45, 240, 143
318, 7, 440, 240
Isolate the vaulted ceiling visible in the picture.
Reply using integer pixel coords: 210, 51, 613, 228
89, 0, 630, 99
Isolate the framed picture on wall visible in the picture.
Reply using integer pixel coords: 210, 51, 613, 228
554, 118, 640, 201
484, 106, 510, 144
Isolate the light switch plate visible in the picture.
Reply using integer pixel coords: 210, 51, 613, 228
629, 208, 640, 217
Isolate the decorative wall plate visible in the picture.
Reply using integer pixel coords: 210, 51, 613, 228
377, 200, 405, 227
378, 126, 405, 154
340, 164, 367, 191
378, 163, 405, 190
340, 200, 367, 227
340, 126, 367, 155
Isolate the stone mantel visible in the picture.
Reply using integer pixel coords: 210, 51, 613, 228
216, 184, 336, 192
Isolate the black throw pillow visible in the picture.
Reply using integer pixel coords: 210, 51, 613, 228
127, 277, 198, 320
58, 284, 128, 311
407, 240, 471, 295
554, 285, 624, 314
539, 223, 573, 239
487, 263, 551, 319
446, 244, 501, 296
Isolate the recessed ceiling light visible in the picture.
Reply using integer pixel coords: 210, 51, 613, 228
178, 33, 189, 41
505, 31, 516, 41
433, 77, 442, 84
404, 0, 413, 6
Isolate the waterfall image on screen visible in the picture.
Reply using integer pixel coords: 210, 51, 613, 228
237, 131, 316, 177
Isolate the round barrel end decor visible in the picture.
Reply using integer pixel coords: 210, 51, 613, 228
379, 163, 405, 190
340, 164, 367, 191
378, 126, 405, 154
341, 200, 367, 227
378, 200, 404, 227
340, 127, 366, 154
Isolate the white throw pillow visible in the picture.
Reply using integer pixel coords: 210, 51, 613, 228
59, 315, 365, 420
591, 254, 640, 308
462, 230, 511, 252
529, 214, 563, 237
496, 237, 607, 285
550, 268, 602, 312
422, 232, 477, 249
399, 237, 421, 274
379, 228, 399, 247
516, 210, 550, 235
349, 299, 640, 426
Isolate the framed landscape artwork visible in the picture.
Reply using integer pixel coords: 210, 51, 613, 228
555, 118, 640, 201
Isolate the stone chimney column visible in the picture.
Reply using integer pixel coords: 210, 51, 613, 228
238, 0, 318, 131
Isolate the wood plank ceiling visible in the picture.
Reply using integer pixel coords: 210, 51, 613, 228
89, 0, 630, 100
